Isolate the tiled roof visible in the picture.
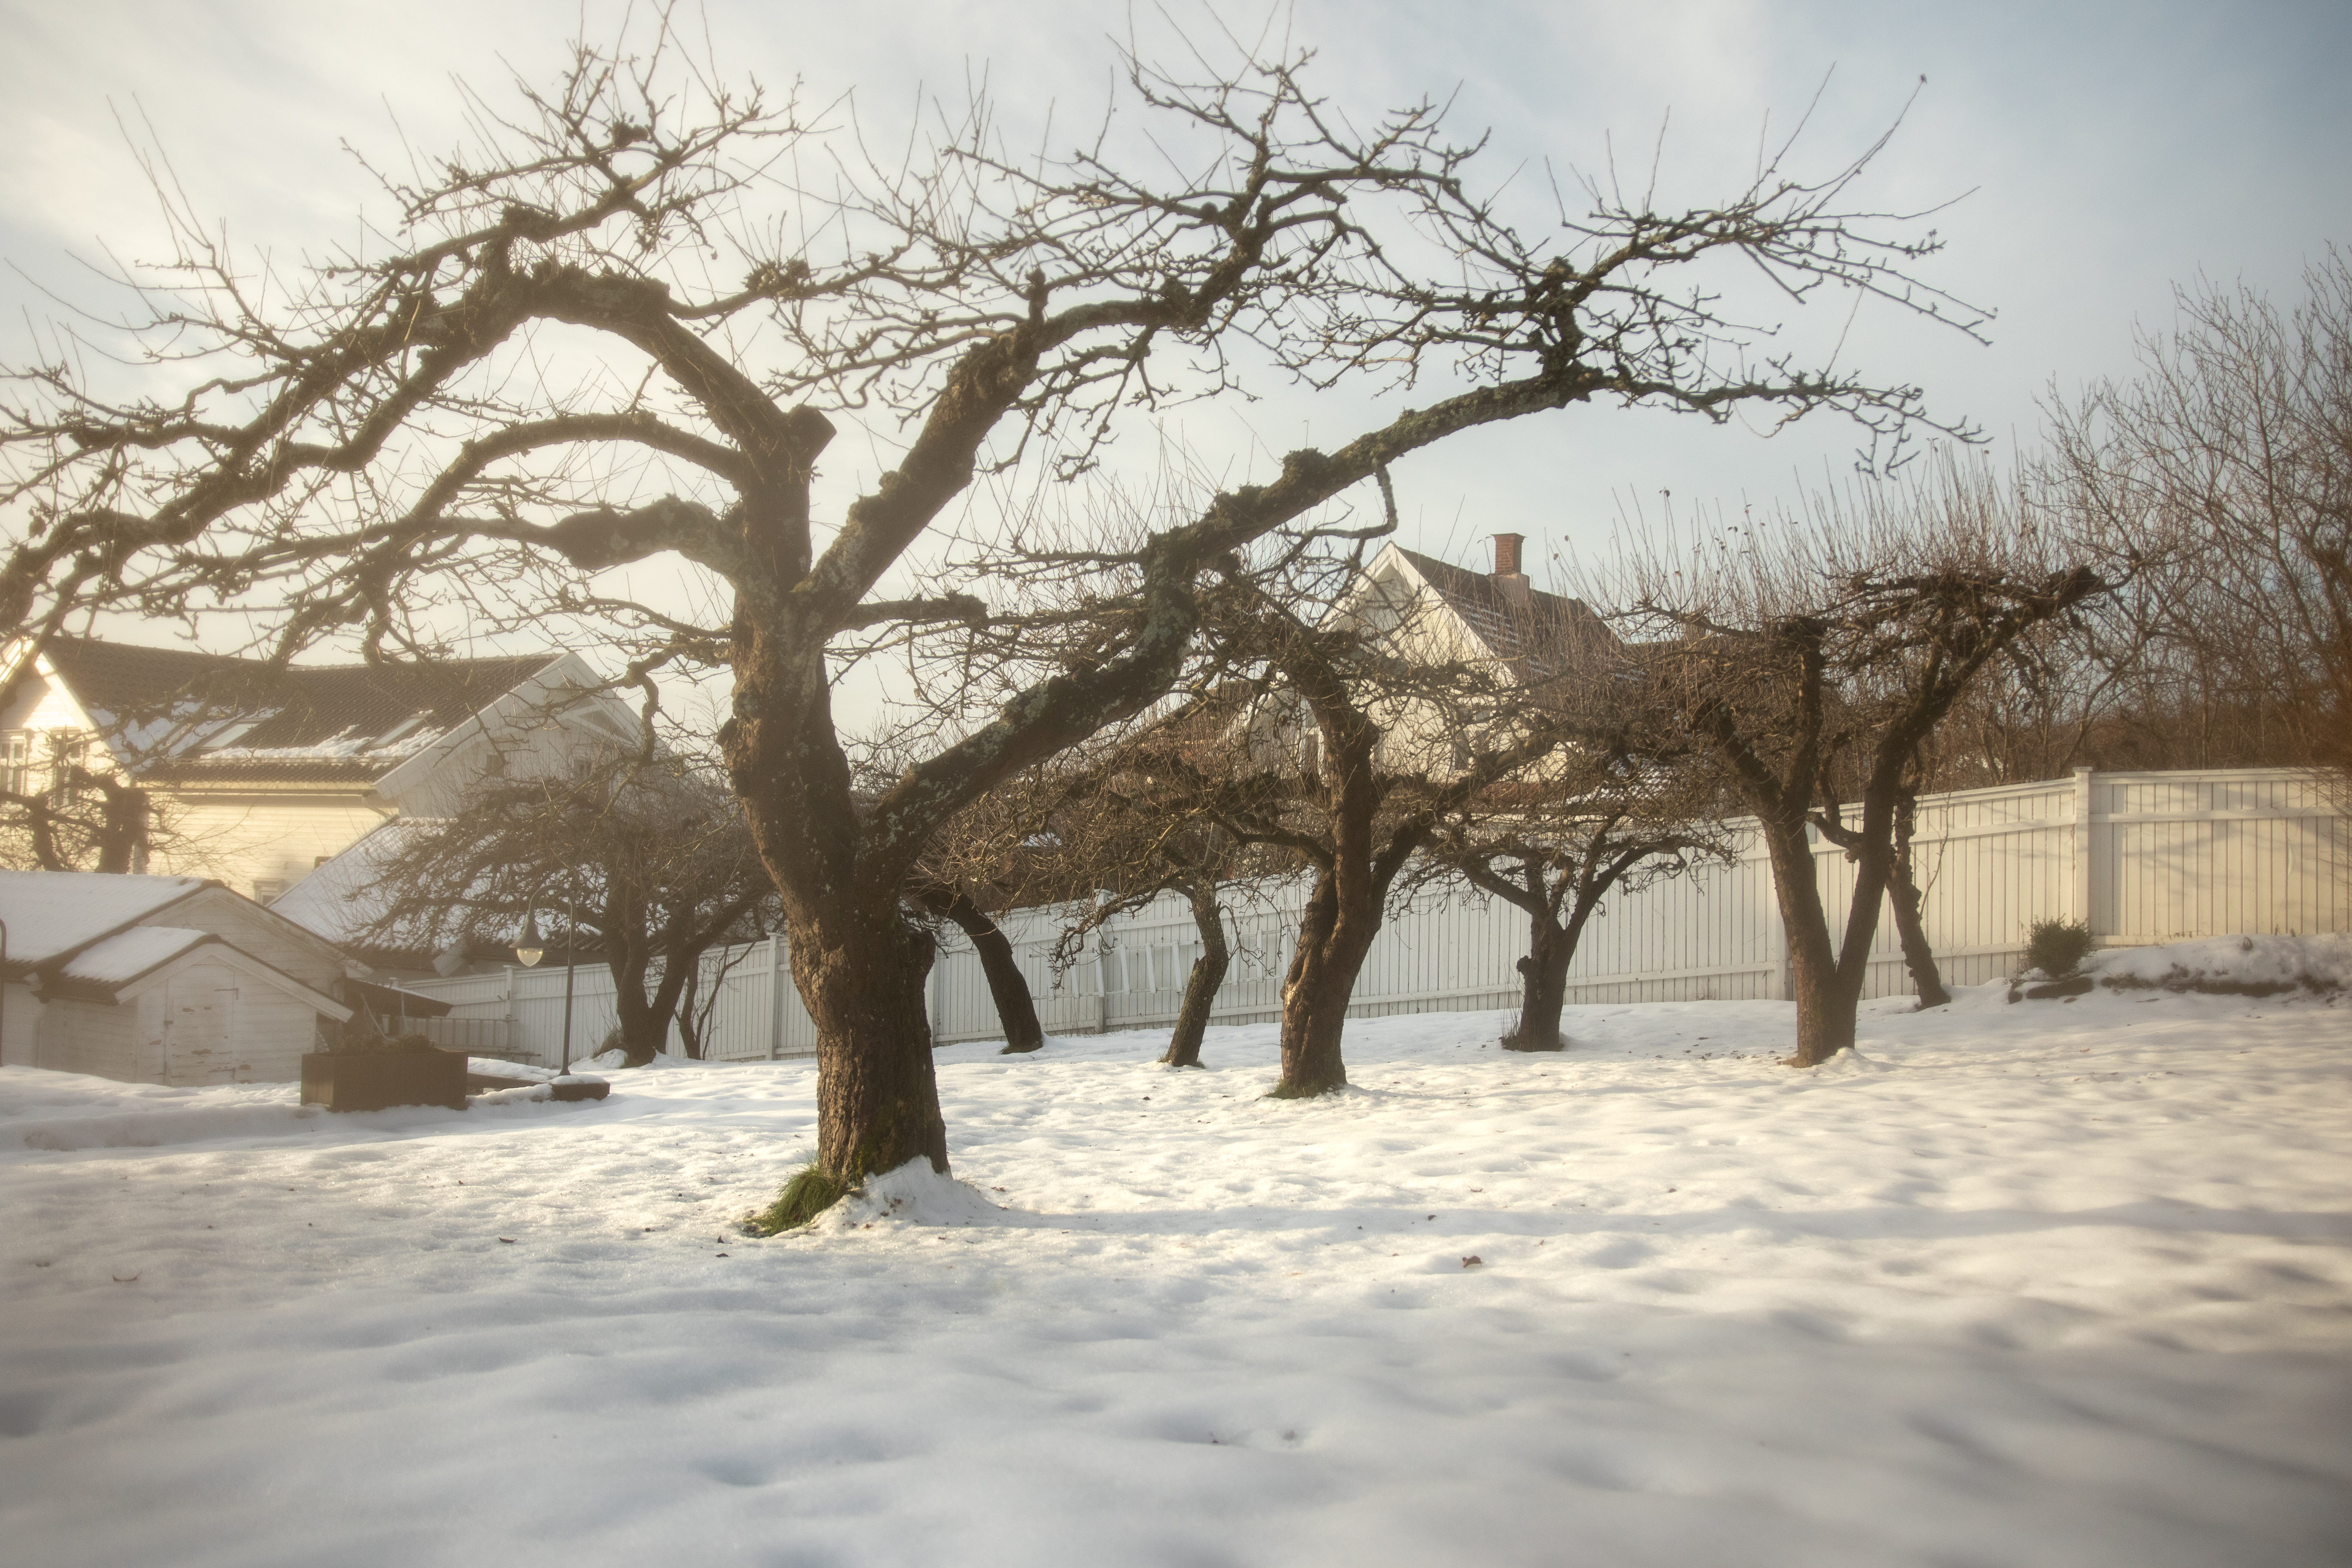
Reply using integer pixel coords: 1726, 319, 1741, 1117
1393, 548, 1617, 670
33, 636, 556, 787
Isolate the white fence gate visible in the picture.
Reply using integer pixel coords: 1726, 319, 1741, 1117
402, 767, 2350, 1065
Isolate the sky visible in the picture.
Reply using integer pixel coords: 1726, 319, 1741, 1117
0, 0, 2346, 695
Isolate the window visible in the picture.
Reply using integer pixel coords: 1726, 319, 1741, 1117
0, 731, 29, 797
45, 733, 89, 805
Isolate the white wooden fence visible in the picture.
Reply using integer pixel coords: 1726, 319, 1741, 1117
403, 767, 2350, 1065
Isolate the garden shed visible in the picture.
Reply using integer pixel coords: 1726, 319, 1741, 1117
0, 869, 353, 1085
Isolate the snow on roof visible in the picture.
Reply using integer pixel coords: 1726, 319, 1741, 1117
57, 926, 215, 988
31, 636, 560, 786
196, 727, 449, 765
0, 869, 213, 968
268, 819, 441, 950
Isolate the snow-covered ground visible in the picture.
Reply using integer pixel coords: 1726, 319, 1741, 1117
3, 961, 2349, 1566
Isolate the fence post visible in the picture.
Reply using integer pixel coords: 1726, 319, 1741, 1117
2074, 767, 2097, 936
499, 965, 518, 1059
767, 934, 785, 1060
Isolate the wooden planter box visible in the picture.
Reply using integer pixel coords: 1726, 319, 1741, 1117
301, 1050, 469, 1112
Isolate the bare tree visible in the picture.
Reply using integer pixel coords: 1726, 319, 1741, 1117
1040, 737, 1271, 1069
362, 747, 775, 1065
0, 733, 156, 873
1420, 747, 1726, 1051
1094, 554, 1587, 1095
1599, 462, 2104, 1065
674, 932, 765, 1062
2041, 252, 2352, 775
0, 21, 1981, 1202
906, 790, 1052, 1056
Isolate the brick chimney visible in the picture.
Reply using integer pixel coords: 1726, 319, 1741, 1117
1491, 532, 1531, 605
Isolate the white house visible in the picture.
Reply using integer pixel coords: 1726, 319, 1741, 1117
0, 869, 354, 1085
1346, 535, 1614, 679
0, 635, 643, 901
1236, 535, 1615, 773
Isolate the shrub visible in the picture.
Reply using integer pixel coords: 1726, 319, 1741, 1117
2025, 919, 2096, 979
329, 1026, 443, 1055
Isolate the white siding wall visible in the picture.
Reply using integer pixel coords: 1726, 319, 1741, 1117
1, 983, 38, 1066
24, 959, 332, 1087
153, 795, 391, 901
158, 887, 349, 993
0, 665, 389, 898
154, 968, 320, 1085
385, 721, 597, 818
403, 767, 2351, 1065
34, 996, 138, 1080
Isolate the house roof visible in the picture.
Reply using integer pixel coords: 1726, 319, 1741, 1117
268, 818, 440, 952
29, 636, 559, 787
1391, 548, 1614, 668
0, 868, 215, 969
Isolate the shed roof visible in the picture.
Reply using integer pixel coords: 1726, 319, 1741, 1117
0, 869, 214, 968
57, 925, 215, 989
0, 868, 350, 995
36, 925, 350, 1018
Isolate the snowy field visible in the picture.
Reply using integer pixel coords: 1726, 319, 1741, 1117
4, 966, 2350, 1567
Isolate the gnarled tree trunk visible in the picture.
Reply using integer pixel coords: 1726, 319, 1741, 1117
1162, 878, 1229, 1067
1885, 786, 1949, 1008
1505, 915, 1571, 1051
606, 905, 701, 1067
608, 949, 668, 1067
1274, 867, 1382, 1096
1763, 818, 1868, 1067
791, 906, 950, 1177
1460, 834, 1678, 1053
922, 885, 1044, 1054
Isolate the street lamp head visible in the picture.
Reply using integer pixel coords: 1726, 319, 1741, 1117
515, 909, 545, 968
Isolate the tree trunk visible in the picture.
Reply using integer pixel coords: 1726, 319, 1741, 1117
794, 909, 951, 1176
925, 886, 1044, 1054
728, 627, 957, 1184
1162, 879, 1228, 1067
1763, 818, 1862, 1067
1886, 788, 1949, 1008
673, 961, 709, 1060
608, 937, 673, 1068
1273, 869, 1378, 1096
1504, 913, 1571, 1050
93, 777, 150, 875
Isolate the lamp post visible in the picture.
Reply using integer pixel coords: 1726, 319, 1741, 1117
558, 875, 577, 1076
514, 908, 545, 968
514, 881, 579, 1075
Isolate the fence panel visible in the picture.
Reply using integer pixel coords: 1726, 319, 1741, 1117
402, 767, 2349, 1059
